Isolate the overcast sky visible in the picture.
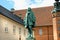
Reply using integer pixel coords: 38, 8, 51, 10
0, 0, 55, 10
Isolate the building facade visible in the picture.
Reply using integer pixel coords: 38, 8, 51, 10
0, 5, 54, 40
0, 0, 60, 40
14, 6, 53, 40
0, 5, 28, 40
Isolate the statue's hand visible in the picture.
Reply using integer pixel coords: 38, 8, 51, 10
25, 26, 27, 28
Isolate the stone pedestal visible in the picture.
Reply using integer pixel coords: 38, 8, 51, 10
26, 37, 35, 40
52, 0, 60, 40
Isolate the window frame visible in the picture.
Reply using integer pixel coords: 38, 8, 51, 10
19, 28, 21, 34
5, 27, 8, 33
13, 25, 16, 34
39, 27, 42, 36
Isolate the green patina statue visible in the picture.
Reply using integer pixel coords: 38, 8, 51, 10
52, 0, 60, 13
24, 7, 36, 40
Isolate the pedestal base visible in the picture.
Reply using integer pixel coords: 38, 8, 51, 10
26, 37, 35, 40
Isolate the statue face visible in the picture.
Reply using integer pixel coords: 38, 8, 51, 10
28, 7, 31, 11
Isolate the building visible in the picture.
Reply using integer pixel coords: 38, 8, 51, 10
0, 5, 54, 40
0, 4, 54, 40
0, 5, 28, 40
14, 6, 53, 40
0, 0, 60, 40
13, 1, 60, 40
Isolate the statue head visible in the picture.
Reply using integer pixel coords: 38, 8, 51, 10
27, 7, 32, 15
28, 7, 31, 11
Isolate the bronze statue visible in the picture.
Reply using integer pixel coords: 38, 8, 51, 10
24, 7, 36, 40
52, 0, 60, 13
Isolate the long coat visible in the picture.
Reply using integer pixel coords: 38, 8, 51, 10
24, 9, 36, 28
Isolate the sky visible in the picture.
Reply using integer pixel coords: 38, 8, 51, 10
0, 0, 14, 10
0, 0, 55, 10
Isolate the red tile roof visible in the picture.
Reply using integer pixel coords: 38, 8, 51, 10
14, 6, 54, 26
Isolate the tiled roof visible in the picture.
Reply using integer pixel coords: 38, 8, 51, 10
0, 5, 23, 25
14, 6, 54, 26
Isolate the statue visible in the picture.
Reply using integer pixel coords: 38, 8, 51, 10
52, 0, 60, 13
24, 7, 36, 40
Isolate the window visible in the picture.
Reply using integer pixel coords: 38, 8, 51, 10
19, 38, 21, 40
39, 28, 42, 36
13, 26, 16, 34
58, 27, 60, 31
58, 33, 60, 37
5, 27, 8, 33
58, 21, 60, 24
19, 28, 21, 34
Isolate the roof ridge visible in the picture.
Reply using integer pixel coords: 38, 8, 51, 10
0, 5, 24, 25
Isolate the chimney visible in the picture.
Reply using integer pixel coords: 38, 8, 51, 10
11, 8, 15, 14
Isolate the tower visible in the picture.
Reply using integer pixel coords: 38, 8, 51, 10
52, 0, 60, 40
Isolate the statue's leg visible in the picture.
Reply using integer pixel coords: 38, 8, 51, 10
28, 26, 33, 37
26, 26, 35, 40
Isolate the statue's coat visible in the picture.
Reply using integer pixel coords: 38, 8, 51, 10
24, 7, 36, 28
